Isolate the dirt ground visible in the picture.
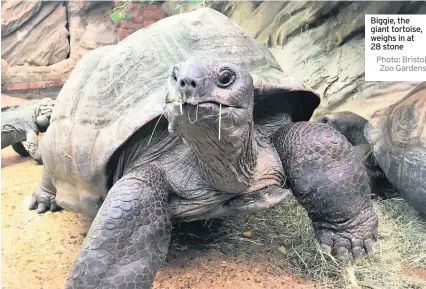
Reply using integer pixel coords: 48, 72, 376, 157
3, 92, 424, 289
1, 95, 316, 289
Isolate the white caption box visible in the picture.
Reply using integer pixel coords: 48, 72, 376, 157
365, 14, 426, 81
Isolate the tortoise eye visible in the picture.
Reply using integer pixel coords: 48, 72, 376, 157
320, 117, 328, 124
217, 68, 235, 88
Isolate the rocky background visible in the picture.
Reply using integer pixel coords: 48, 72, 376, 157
1, 0, 163, 97
174, 1, 425, 119
2, 0, 425, 118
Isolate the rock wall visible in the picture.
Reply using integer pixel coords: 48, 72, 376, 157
67, 1, 117, 61
162, 1, 425, 119
1, 0, 115, 96
205, 1, 426, 119
1, 1, 69, 66
2, 1, 424, 116
115, 2, 165, 41
1, 0, 165, 98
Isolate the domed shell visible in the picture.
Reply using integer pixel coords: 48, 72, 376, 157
366, 82, 426, 150
42, 8, 319, 205
364, 82, 426, 215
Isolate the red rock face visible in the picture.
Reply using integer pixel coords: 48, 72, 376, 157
115, 2, 166, 41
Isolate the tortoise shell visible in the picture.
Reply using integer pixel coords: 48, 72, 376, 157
365, 82, 426, 153
364, 82, 426, 214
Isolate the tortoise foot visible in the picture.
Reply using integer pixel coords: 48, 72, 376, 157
29, 185, 61, 214
314, 207, 378, 260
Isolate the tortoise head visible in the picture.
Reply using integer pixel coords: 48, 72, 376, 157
35, 97, 55, 132
164, 56, 321, 146
319, 111, 368, 146
164, 57, 254, 145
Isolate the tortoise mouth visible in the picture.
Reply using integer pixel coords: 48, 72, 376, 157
166, 93, 238, 109
185, 100, 232, 109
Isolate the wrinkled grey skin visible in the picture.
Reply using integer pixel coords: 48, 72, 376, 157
319, 112, 368, 145
1, 98, 54, 164
319, 112, 398, 199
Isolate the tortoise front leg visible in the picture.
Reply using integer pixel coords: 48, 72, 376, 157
12, 142, 31, 157
26, 130, 43, 164
65, 165, 171, 289
272, 122, 378, 259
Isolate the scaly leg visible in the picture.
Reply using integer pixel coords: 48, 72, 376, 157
29, 167, 59, 213
12, 142, 30, 157
65, 165, 172, 289
272, 122, 378, 259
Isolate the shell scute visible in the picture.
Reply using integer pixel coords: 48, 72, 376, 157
387, 83, 426, 149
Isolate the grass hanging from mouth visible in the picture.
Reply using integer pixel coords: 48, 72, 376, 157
147, 112, 164, 147
218, 103, 222, 140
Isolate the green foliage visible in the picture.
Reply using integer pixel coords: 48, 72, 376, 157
109, 0, 132, 23
126, 12, 134, 24
110, 10, 125, 23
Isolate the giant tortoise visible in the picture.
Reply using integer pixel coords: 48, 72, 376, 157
29, 8, 378, 289
320, 82, 426, 216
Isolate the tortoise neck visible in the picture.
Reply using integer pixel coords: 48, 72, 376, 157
184, 123, 258, 193
345, 118, 369, 146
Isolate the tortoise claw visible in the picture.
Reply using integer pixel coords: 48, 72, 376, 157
315, 207, 378, 260
29, 185, 61, 214
37, 203, 48, 214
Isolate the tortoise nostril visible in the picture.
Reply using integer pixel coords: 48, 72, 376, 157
179, 78, 197, 90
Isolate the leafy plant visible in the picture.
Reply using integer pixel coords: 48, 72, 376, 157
110, 0, 132, 23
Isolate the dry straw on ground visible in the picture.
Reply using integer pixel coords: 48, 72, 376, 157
172, 196, 426, 289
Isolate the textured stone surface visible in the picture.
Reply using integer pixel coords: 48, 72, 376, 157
1, 58, 75, 84
116, 2, 166, 41
79, 22, 117, 50
205, 1, 426, 119
1, 1, 69, 66
3, 1, 425, 117
1, 58, 8, 80
1, 1, 43, 37
68, 1, 117, 60
1, 1, 117, 94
